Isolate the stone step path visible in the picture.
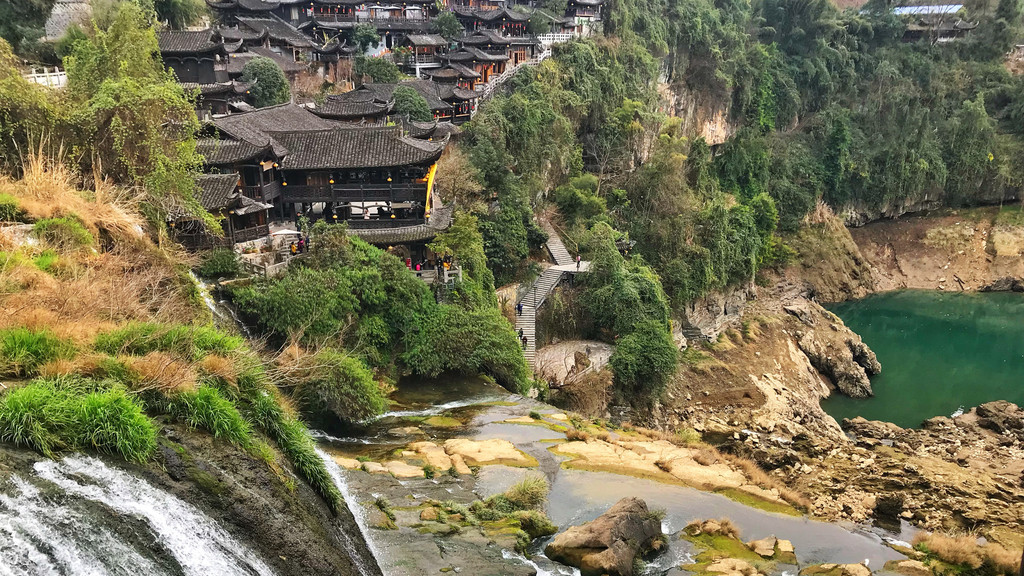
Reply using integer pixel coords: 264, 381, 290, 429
515, 218, 588, 370
540, 220, 575, 266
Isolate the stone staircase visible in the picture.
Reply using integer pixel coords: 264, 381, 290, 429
516, 218, 585, 369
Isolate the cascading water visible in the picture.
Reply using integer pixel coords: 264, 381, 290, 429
0, 455, 275, 576
187, 271, 253, 338
315, 446, 386, 576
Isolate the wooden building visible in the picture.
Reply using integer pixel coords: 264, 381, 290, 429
399, 34, 450, 77
170, 173, 273, 249
315, 79, 479, 124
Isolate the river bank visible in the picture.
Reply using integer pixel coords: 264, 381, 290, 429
544, 206, 1024, 546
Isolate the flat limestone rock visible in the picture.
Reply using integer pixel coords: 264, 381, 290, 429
363, 462, 388, 474
708, 558, 762, 576
895, 560, 930, 576
388, 426, 426, 437
777, 539, 794, 554
841, 564, 872, 576
333, 456, 361, 470
450, 453, 472, 475
747, 536, 777, 557
385, 461, 425, 478
407, 441, 453, 470
549, 413, 569, 421
443, 438, 534, 466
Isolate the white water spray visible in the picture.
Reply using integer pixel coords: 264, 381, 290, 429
1, 455, 275, 576
314, 446, 385, 576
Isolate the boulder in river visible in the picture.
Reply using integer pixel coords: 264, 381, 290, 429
544, 497, 663, 576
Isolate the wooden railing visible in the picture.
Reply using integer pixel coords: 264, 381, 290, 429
347, 217, 426, 228
240, 181, 282, 201
231, 224, 271, 243
280, 182, 426, 204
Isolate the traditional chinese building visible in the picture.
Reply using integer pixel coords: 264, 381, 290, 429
565, 0, 602, 35
452, 6, 530, 34
399, 34, 450, 77
314, 79, 479, 123
170, 173, 273, 249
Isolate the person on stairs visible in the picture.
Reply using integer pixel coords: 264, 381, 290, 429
576, 254, 581, 270
521, 335, 528, 349
516, 302, 523, 316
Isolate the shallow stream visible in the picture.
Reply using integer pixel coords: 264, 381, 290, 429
318, 376, 913, 576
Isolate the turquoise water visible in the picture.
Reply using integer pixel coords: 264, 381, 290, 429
824, 290, 1024, 428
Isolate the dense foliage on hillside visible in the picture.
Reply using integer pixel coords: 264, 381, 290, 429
453, 0, 1023, 401
230, 222, 532, 414
0, 3, 212, 228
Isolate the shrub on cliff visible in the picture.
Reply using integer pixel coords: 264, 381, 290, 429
608, 319, 678, 402
288, 348, 389, 424
197, 248, 241, 279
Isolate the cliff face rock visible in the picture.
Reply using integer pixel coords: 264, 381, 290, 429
786, 302, 880, 398
675, 282, 754, 343
658, 80, 735, 146
544, 497, 663, 576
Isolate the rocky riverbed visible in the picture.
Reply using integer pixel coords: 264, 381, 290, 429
317, 376, 916, 575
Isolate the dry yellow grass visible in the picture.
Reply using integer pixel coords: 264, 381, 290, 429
199, 354, 237, 386
0, 155, 200, 346
913, 532, 1021, 573
127, 352, 198, 393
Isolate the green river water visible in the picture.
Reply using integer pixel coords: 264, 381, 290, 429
825, 290, 1024, 428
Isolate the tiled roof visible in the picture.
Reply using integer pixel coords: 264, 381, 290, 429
315, 89, 393, 119
426, 63, 482, 80
197, 138, 274, 165
267, 127, 446, 169
212, 103, 340, 156
236, 0, 280, 10
460, 30, 510, 45
435, 84, 479, 101
158, 30, 224, 54
404, 119, 438, 138
226, 47, 307, 75
196, 173, 241, 210
219, 26, 269, 42
349, 202, 454, 244
237, 15, 315, 48
447, 47, 508, 62
453, 6, 529, 22
404, 34, 449, 46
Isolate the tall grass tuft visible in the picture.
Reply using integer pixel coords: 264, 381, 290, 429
0, 327, 74, 377
237, 362, 342, 513
913, 532, 1021, 575
94, 322, 243, 360
0, 377, 157, 462
170, 385, 252, 447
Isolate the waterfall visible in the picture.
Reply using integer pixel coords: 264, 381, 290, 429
0, 455, 275, 576
187, 271, 252, 338
314, 446, 386, 576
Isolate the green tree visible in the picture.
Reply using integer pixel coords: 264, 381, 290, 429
431, 11, 464, 41
154, 0, 207, 29
63, 2, 210, 227
608, 318, 678, 403
393, 85, 432, 122
350, 24, 381, 52
240, 57, 291, 108
354, 56, 401, 83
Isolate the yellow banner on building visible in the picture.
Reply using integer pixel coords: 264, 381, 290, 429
424, 163, 438, 218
